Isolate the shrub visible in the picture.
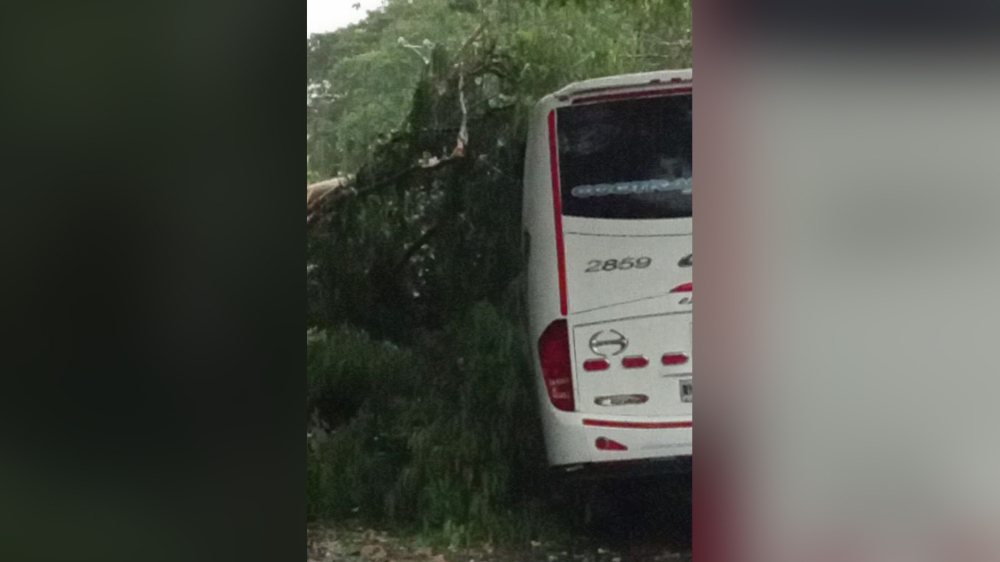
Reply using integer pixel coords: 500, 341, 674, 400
307, 327, 418, 426
306, 303, 551, 544
307, 328, 418, 520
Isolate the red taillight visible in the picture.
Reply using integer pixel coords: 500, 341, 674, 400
595, 437, 628, 451
670, 282, 693, 293
621, 355, 649, 369
538, 320, 575, 411
662, 353, 689, 366
583, 358, 610, 372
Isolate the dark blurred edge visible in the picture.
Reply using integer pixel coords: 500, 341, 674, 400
0, 2, 302, 562
695, 3, 1000, 562
723, 0, 1000, 47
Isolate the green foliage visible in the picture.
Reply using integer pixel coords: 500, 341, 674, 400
392, 304, 545, 542
306, 327, 419, 520
308, 39, 526, 341
306, 304, 551, 544
308, 0, 485, 177
307, 0, 691, 180
497, 0, 691, 100
306, 327, 417, 425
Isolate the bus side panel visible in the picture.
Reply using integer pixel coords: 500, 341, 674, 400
523, 100, 581, 466
523, 100, 566, 340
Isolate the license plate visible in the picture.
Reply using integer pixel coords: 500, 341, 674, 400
680, 379, 693, 403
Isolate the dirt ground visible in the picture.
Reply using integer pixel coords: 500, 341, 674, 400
307, 523, 691, 562
307, 477, 692, 562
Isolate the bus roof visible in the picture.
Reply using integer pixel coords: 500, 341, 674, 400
548, 69, 692, 103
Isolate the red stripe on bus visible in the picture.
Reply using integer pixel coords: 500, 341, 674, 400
572, 86, 693, 105
548, 110, 568, 316
583, 419, 693, 429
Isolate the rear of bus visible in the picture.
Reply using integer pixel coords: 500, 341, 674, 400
522, 70, 692, 476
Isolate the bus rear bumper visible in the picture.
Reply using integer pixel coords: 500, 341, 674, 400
542, 409, 692, 469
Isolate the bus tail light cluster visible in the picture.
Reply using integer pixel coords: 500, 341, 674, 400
538, 320, 575, 411
584, 354, 688, 369
583, 358, 610, 372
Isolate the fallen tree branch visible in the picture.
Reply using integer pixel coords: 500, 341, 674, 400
445, 20, 488, 85
309, 32, 484, 231
306, 154, 467, 231
452, 72, 468, 158
307, 176, 354, 225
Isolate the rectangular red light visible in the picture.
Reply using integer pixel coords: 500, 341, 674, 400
583, 358, 610, 372
662, 353, 689, 366
621, 356, 649, 369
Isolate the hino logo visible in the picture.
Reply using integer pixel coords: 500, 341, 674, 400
678, 253, 692, 268
589, 330, 629, 357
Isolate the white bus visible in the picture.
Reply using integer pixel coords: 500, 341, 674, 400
522, 69, 692, 479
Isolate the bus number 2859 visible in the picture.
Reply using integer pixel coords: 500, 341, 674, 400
584, 257, 652, 273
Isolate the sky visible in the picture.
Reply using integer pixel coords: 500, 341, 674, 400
307, 0, 386, 36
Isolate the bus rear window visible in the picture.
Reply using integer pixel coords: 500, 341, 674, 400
557, 94, 692, 220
